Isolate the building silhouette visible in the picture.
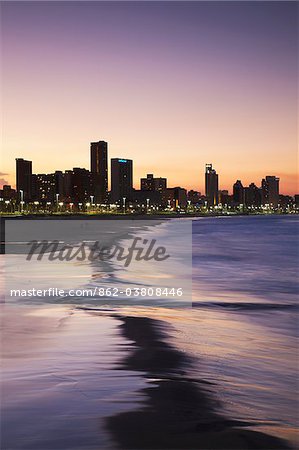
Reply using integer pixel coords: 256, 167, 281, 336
140, 173, 167, 206
0, 185, 17, 201
140, 173, 154, 191
12, 140, 293, 212
55, 171, 64, 200
132, 189, 161, 207
90, 141, 108, 203
166, 187, 187, 209
16, 158, 32, 201
187, 190, 201, 205
261, 176, 279, 207
233, 180, 244, 205
205, 164, 219, 206
31, 171, 66, 203
31, 173, 56, 202
244, 183, 261, 207
140, 174, 167, 191
278, 195, 293, 209
72, 168, 92, 203
110, 158, 133, 203
219, 190, 230, 205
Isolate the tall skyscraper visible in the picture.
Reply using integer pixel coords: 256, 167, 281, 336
110, 158, 133, 203
261, 176, 280, 207
16, 158, 32, 201
90, 141, 108, 203
205, 164, 219, 206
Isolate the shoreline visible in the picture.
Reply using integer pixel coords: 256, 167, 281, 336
1, 304, 295, 449
107, 314, 291, 450
0, 211, 297, 220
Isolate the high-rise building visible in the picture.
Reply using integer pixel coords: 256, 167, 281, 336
218, 190, 230, 205
33, 173, 56, 202
141, 174, 167, 191
63, 170, 73, 203
153, 177, 167, 200
244, 183, 261, 207
205, 164, 219, 206
131, 189, 161, 207
110, 158, 133, 203
233, 180, 244, 205
55, 171, 64, 200
261, 176, 279, 207
90, 141, 108, 203
72, 168, 92, 203
140, 173, 167, 206
187, 190, 201, 205
16, 158, 32, 201
279, 195, 293, 209
141, 173, 154, 191
166, 187, 187, 209
31, 171, 65, 203
0, 185, 17, 201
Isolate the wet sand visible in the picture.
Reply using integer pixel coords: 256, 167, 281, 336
107, 315, 291, 450
1, 306, 146, 450
0, 305, 293, 449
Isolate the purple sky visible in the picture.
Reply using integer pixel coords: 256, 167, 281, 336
1, 1, 298, 193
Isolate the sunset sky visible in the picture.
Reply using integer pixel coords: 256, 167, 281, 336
1, 1, 298, 194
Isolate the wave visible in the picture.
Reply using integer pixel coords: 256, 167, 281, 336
192, 301, 299, 311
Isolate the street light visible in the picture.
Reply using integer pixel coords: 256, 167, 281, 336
33, 201, 39, 213
5, 200, 10, 210
55, 194, 59, 212
19, 190, 24, 213
123, 197, 126, 213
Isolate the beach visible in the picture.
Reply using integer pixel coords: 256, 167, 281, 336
1, 304, 294, 450
1, 305, 147, 450
1, 215, 298, 449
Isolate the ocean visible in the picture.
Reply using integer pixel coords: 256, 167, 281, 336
179, 215, 298, 444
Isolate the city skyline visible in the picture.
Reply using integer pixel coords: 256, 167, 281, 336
1, 2, 297, 195
6, 144, 295, 198
3, 144, 297, 195
8, 140, 288, 208
1, 142, 295, 215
